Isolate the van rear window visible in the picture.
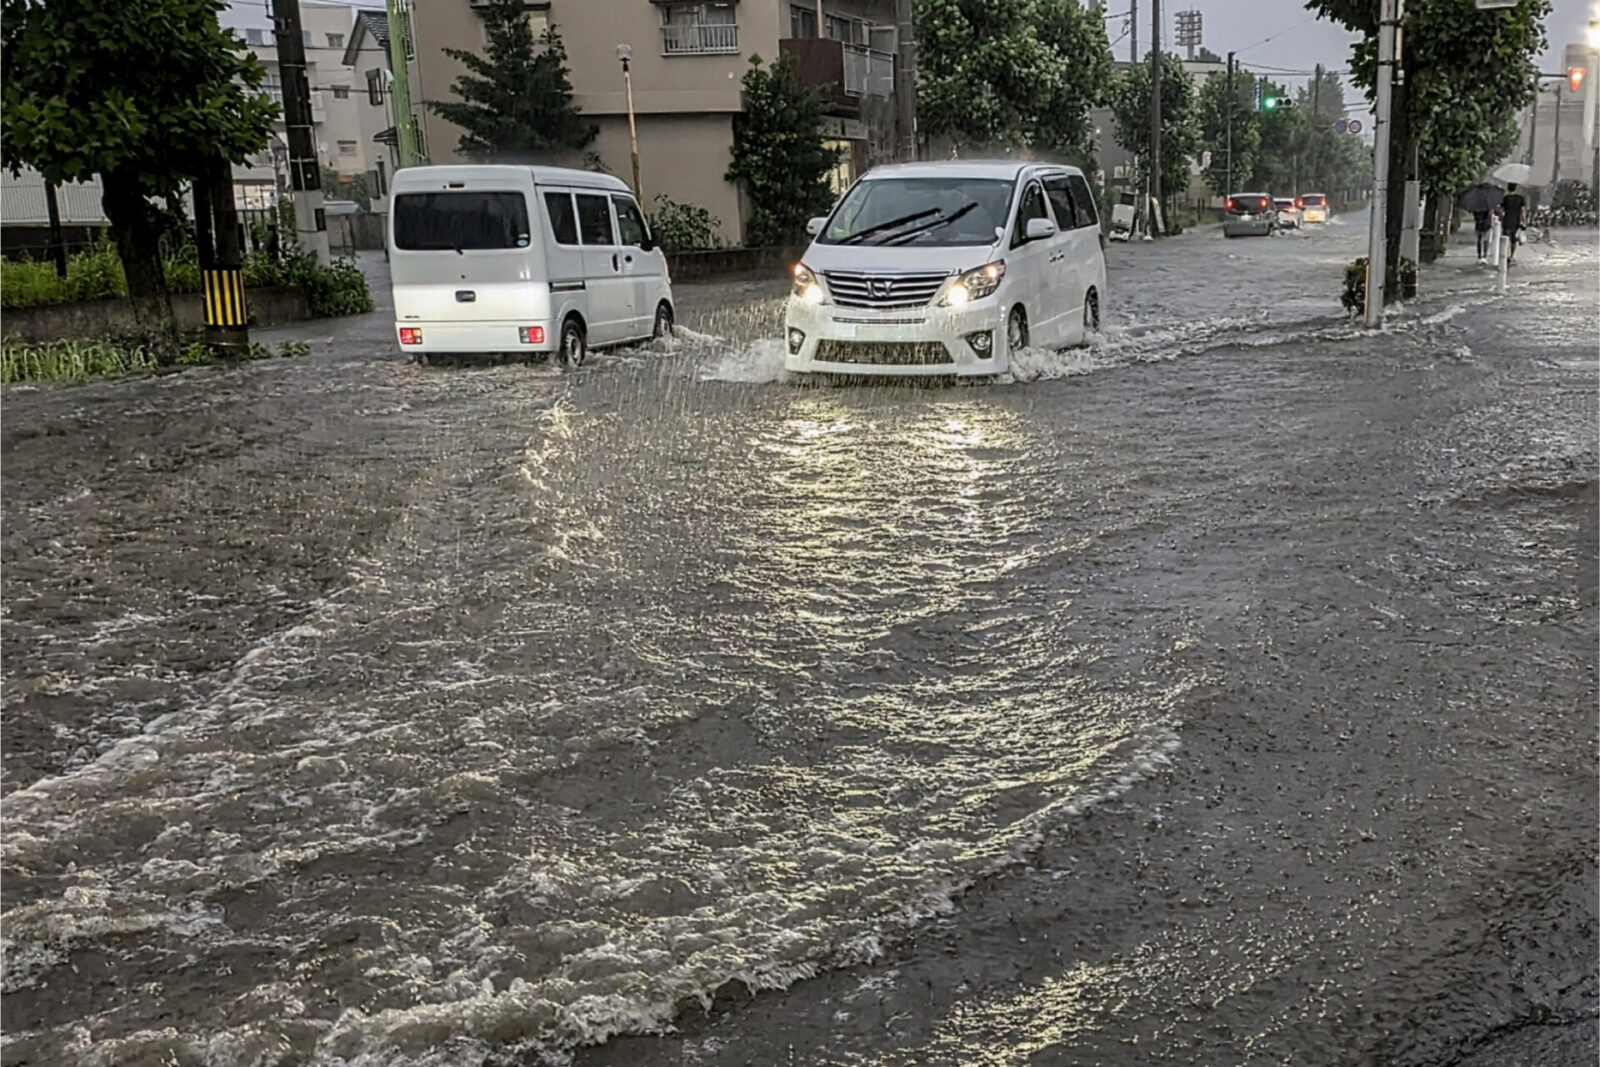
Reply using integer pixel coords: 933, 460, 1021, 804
1302, 194, 1327, 206
393, 191, 531, 251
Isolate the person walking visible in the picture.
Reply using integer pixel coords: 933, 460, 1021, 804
1474, 208, 1493, 263
1501, 183, 1527, 265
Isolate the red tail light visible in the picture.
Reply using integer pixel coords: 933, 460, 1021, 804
519, 326, 545, 344
1295, 197, 1303, 207
399, 327, 422, 345
1225, 197, 1235, 211
1259, 197, 1269, 211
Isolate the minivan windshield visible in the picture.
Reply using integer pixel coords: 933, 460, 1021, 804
819, 177, 1015, 247
394, 191, 531, 251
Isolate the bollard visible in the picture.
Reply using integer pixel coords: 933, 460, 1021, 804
1488, 216, 1502, 266
1497, 236, 1509, 293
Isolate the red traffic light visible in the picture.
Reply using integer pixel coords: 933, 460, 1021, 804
1570, 66, 1587, 94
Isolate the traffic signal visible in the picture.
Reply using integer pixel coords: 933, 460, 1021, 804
1263, 96, 1279, 110
1569, 66, 1586, 94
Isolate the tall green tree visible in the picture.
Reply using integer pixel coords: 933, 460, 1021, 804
1111, 53, 1203, 207
428, 0, 595, 159
916, 0, 1112, 158
1306, 0, 1548, 270
1, 0, 277, 342
726, 54, 837, 247
1197, 70, 1261, 195
1253, 79, 1309, 192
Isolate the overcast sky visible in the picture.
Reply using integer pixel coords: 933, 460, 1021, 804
1112, 0, 1596, 87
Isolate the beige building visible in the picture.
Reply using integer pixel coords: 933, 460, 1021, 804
221, 0, 373, 206
410, 0, 899, 245
1512, 43, 1600, 190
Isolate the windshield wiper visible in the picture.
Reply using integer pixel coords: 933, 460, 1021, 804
837, 208, 940, 245
883, 202, 980, 245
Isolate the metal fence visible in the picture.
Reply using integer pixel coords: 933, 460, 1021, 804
660, 22, 739, 55
842, 45, 894, 98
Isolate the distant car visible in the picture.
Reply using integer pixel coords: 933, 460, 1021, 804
1299, 192, 1330, 224
1273, 197, 1301, 229
1223, 193, 1277, 238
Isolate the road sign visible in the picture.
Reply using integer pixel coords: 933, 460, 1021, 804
1335, 119, 1349, 133
1348, 119, 1363, 134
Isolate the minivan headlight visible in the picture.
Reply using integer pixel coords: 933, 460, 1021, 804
792, 263, 826, 304
940, 261, 1006, 306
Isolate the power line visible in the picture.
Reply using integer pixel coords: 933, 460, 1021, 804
1233, 14, 1319, 57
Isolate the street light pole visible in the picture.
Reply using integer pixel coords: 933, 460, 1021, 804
617, 45, 643, 201
1149, 0, 1162, 236
1364, 0, 1399, 328
1226, 51, 1235, 199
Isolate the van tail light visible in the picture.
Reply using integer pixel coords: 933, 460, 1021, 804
1259, 197, 1269, 211
519, 326, 545, 344
1225, 197, 1235, 211
1295, 197, 1303, 207
399, 327, 423, 345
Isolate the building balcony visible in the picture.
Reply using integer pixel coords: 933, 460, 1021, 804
779, 37, 893, 107
660, 22, 738, 56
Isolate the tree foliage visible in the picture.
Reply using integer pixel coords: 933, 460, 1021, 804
1197, 70, 1261, 194
916, 0, 1112, 161
726, 54, 837, 248
1, 0, 278, 338
1110, 53, 1203, 205
428, 0, 595, 160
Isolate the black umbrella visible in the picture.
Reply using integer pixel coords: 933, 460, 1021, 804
1459, 183, 1504, 213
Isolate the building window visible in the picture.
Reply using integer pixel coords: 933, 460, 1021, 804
824, 15, 861, 44
245, 27, 265, 45
332, 85, 351, 99
661, 2, 738, 56
338, 140, 358, 156
327, 32, 344, 48
790, 4, 816, 38
482, 10, 548, 48
304, 30, 312, 46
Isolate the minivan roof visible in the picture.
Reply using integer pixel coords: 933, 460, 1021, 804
391, 164, 631, 193
859, 160, 1085, 181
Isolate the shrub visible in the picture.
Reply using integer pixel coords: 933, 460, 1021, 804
1342, 256, 1418, 314
648, 194, 724, 252
1, 340, 166, 383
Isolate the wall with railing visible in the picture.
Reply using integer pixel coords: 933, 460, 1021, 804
661, 22, 739, 56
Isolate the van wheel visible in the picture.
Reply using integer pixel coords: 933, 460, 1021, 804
1006, 305, 1029, 352
558, 317, 587, 367
1083, 288, 1100, 334
652, 302, 674, 340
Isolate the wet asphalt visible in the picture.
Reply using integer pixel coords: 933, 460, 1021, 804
1, 219, 1595, 1067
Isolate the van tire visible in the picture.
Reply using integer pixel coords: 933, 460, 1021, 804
1083, 288, 1100, 333
558, 317, 587, 368
652, 302, 674, 340
1006, 305, 1029, 353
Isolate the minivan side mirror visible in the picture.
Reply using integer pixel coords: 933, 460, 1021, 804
805, 216, 827, 237
1024, 217, 1058, 241
639, 230, 656, 252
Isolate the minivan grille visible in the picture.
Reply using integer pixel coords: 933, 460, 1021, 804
823, 270, 951, 309
815, 340, 953, 365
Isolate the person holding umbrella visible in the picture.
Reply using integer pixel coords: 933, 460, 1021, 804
1459, 181, 1506, 264
1500, 183, 1527, 265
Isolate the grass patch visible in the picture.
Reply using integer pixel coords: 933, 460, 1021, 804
3, 337, 313, 385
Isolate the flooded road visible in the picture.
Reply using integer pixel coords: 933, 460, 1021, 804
3, 219, 1595, 1066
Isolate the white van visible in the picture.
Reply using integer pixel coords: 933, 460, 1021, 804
388, 165, 674, 366
784, 161, 1107, 378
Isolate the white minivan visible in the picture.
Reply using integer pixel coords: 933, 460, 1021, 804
784, 161, 1107, 378
388, 165, 674, 366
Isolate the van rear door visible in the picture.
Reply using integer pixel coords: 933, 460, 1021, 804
391, 188, 538, 322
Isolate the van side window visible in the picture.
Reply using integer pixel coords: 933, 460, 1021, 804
1067, 175, 1099, 229
1043, 177, 1078, 231
544, 192, 579, 245
612, 195, 647, 247
575, 193, 615, 246
1011, 182, 1050, 247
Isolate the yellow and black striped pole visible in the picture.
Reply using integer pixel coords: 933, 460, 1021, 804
196, 154, 250, 356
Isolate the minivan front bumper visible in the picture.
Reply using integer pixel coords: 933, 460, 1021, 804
783, 298, 1009, 377
394, 320, 556, 354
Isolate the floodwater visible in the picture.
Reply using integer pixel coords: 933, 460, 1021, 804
2, 218, 1595, 1067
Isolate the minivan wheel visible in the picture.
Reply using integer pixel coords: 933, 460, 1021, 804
652, 302, 674, 340
558, 317, 587, 367
1006, 305, 1029, 352
1083, 288, 1100, 333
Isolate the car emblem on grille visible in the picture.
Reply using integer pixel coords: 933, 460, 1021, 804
869, 279, 895, 298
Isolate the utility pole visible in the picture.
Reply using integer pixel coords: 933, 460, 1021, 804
271, 0, 330, 263
895, 0, 917, 161
193, 154, 251, 357
1131, 0, 1138, 66
1364, 0, 1398, 328
1148, 0, 1162, 236
1551, 83, 1564, 185
385, 0, 423, 167
1310, 63, 1322, 192
1524, 81, 1540, 169
43, 180, 67, 279
1226, 51, 1235, 198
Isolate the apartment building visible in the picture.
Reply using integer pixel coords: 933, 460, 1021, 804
410, 0, 900, 245
219, 0, 371, 206
1513, 42, 1600, 190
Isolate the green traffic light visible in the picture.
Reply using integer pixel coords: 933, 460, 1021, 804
1263, 97, 1279, 110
